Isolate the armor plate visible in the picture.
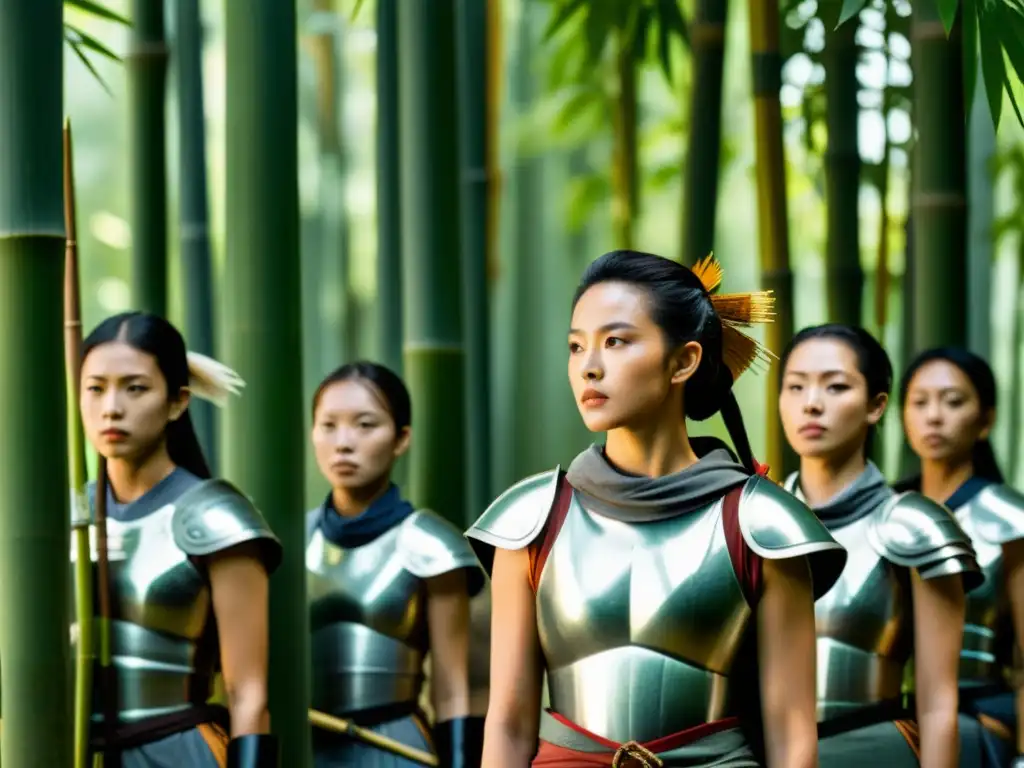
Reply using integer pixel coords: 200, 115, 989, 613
954, 484, 1024, 684
307, 508, 483, 716
70, 479, 281, 722
804, 490, 981, 719
467, 472, 845, 742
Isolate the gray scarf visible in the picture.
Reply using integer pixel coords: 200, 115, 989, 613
564, 442, 751, 523
784, 461, 893, 530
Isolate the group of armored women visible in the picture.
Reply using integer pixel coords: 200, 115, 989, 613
31, 248, 1024, 768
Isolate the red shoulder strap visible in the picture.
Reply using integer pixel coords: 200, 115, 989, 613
527, 472, 573, 593
722, 484, 763, 606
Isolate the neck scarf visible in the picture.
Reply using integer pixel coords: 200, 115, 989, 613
319, 483, 415, 548
945, 475, 995, 510
784, 461, 892, 530
564, 440, 751, 523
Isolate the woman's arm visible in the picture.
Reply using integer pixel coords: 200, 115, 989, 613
426, 569, 472, 721
207, 541, 271, 737
911, 571, 965, 768
758, 556, 818, 768
1003, 539, 1024, 753
482, 547, 544, 768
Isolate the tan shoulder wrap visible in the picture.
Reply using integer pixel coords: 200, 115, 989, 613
737, 475, 848, 599
464, 468, 560, 576
867, 491, 983, 591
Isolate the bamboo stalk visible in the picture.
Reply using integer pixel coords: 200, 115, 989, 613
64, 120, 96, 768
308, 709, 438, 766
175, 0, 218, 469
376, 0, 403, 375
0, 1, 73, 763
682, 0, 728, 266
223, 0, 310, 762
909, 5, 967, 352
824, 13, 863, 325
456, 0, 493, 519
127, 0, 169, 316
748, 0, 795, 475
611, 31, 638, 251
397, 0, 467, 526
93, 459, 117, 768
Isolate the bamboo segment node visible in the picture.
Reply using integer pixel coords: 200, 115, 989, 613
186, 352, 245, 407
690, 253, 777, 380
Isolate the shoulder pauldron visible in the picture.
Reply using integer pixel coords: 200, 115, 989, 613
868, 491, 982, 590
397, 509, 486, 595
968, 484, 1024, 546
172, 479, 283, 573
737, 476, 847, 599
464, 468, 560, 575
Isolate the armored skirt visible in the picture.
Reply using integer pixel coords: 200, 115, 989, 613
306, 492, 486, 768
76, 468, 282, 768
466, 446, 848, 768
944, 478, 1024, 766
783, 467, 983, 767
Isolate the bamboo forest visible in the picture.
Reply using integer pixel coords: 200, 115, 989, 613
4, 0, 1024, 766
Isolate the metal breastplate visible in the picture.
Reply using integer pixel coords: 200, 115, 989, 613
71, 505, 215, 723
956, 495, 1013, 684
307, 524, 427, 716
813, 514, 910, 719
535, 491, 750, 744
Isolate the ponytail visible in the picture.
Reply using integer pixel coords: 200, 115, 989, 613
972, 439, 1004, 484
167, 411, 212, 480
720, 391, 757, 474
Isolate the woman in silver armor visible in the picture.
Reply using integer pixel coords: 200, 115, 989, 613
78, 312, 282, 768
468, 251, 848, 767
778, 324, 981, 767
306, 361, 486, 767
899, 347, 1024, 767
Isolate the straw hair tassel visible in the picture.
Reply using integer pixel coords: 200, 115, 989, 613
186, 351, 245, 407
690, 252, 777, 380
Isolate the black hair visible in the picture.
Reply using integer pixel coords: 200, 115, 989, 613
898, 346, 1003, 484
312, 360, 412, 433
572, 249, 758, 473
779, 323, 893, 457
82, 312, 212, 480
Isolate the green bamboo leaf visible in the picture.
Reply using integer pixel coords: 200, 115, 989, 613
66, 39, 113, 95
938, 0, 961, 35
836, 0, 869, 28
632, 5, 653, 59
349, 0, 365, 23
963, 0, 979, 116
64, 23, 121, 62
543, 0, 588, 41
64, 0, 130, 26
997, 2, 1024, 127
655, 0, 688, 82
978, 0, 1005, 129
584, 5, 613, 61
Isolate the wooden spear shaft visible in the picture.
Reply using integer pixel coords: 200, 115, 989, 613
64, 118, 95, 768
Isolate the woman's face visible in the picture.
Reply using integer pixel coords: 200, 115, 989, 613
80, 342, 187, 462
311, 379, 410, 491
567, 281, 700, 433
903, 359, 991, 466
779, 337, 886, 461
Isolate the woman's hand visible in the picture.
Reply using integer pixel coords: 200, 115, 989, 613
912, 570, 964, 768
757, 556, 818, 768
207, 542, 271, 737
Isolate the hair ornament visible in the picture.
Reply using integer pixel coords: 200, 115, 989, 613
187, 352, 245, 407
690, 252, 776, 381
